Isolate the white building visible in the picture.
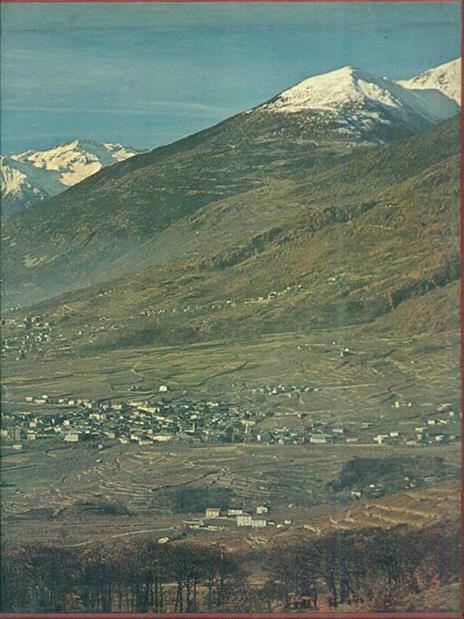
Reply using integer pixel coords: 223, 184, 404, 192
64, 432, 80, 443
227, 508, 243, 516
152, 434, 172, 442
237, 514, 253, 527
310, 434, 328, 444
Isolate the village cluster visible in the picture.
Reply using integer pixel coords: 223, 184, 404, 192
139, 284, 305, 318
183, 504, 277, 532
1, 314, 118, 360
1, 385, 460, 451
1, 315, 70, 359
2, 287, 306, 359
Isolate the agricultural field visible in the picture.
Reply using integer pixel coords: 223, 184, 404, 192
2, 325, 459, 421
2, 438, 460, 546
2, 323, 460, 548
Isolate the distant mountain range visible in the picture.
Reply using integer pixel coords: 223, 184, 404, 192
1, 140, 145, 217
2, 57, 460, 324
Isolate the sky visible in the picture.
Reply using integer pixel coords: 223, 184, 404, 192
0, 2, 461, 154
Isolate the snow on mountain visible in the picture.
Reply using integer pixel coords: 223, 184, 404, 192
102, 142, 139, 162
261, 65, 459, 128
9, 140, 142, 186
0, 156, 45, 205
2, 59, 459, 219
1, 140, 145, 216
1, 156, 29, 197
398, 58, 461, 105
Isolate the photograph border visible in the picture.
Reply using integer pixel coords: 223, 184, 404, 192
0, 1, 462, 618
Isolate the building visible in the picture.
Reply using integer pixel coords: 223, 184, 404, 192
256, 431, 272, 443
205, 507, 221, 519
64, 431, 81, 443
237, 513, 253, 527
251, 518, 267, 528
159, 385, 169, 393
310, 434, 328, 444
9, 427, 22, 441
227, 508, 243, 516
256, 505, 269, 515
152, 434, 172, 442
184, 519, 204, 530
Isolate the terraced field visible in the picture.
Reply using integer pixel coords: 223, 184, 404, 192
323, 480, 460, 532
2, 440, 460, 546
2, 325, 460, 549
2, 327, 459, 403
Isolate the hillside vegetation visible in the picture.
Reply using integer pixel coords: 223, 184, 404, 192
3, 104, 456, 308
11, 116, 459, 352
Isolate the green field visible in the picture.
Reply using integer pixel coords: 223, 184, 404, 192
3, 326, 459, 416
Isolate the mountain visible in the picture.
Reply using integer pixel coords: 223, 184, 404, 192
2, 60, 460, 309
12, 116, 460, 353
261, 65, 458, 125
398, 58, 461, 105
1, 140, 145, 217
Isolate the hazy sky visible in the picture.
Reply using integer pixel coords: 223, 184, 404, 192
1, 2, 461, 153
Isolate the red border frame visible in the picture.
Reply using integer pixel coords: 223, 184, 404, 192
0, 1, 462, 618
1, 616, 462, 619
0, 1, 458, 4
0, 1, 459, 4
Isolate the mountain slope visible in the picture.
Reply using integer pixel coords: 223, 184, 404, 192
2, 62, 460, 308
1, 140, 144, 217
15, 115, 460, 352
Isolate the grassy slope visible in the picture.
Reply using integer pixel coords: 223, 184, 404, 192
16, 116, 459, 353
2, 107, 439, 307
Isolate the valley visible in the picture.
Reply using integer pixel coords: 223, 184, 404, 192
2, 325, 460, 547
2, 440, 460, 547
1, 54, 461, 613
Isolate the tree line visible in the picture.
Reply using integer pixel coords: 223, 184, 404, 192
1, 522, 460, 613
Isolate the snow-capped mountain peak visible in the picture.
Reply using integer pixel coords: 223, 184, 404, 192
263, 65, 399, 113
0, 156, 39, 199
262, 63, 459, 126
9, 140, 142, 186
1, 140, 146, 217
398, 57, 461, 105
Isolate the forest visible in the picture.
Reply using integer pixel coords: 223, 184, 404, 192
1, 522, 460, 612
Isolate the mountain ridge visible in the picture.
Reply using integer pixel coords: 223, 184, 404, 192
260, 64, 459, 125
7, 116, 460, 354
1, 140, 145, 217
398, 57, 461, 105
2, 58, 461, 310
